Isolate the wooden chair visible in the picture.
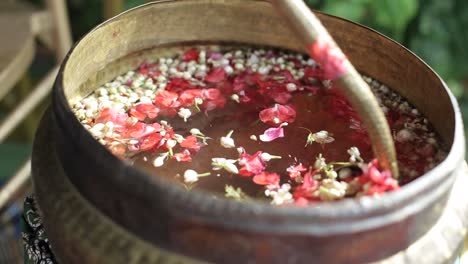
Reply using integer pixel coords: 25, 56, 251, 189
0, 1, 71, 261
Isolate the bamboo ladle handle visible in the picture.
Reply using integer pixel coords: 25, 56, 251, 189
271, 0, 399, 179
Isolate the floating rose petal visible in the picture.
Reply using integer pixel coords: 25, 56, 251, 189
205, 67, 226, 83
182, 48, 199, 62
179, 89, 203, 106
355, 159, 399, 196
154, 90, 180, 107
271, 92, 292, 104
180, 135, 200, 151
202, 96, 226, 112
124, 122, 157, 139
292, 170, 320, 203
165, 78, 193, 93
287, 164, 308, 179
259, 127, 284, 142
294, 197, 310, 207
95, 108, 128, 126
259, 104, 296, 126
303, 66, 326, 80
129, 103, 160, 121
207, 52, 223, 60
173, 149, 192, 162
139, 133, 163, 151
202, 88, 222, 100
108, 143, 127, 158
238, 151, 266, 177
253, 172, 280, 186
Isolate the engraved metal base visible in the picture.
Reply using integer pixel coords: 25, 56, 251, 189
32, 110, 467, 263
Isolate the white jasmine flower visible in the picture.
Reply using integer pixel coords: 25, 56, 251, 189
194, 97, 203, 105
306, 130, 335, 146
174, 134, 185, 143
220, 130, 235, 148
338, 168, 352, 180
249, 135, 257, 141
183, 170, 199, 183
326, 170, 338, 179
231, 94, 240, 103
166, 139, 177, 149
314, 154, 327, 170
396, 128, 413, 143
237, 147, 245, 155
319, 179, 348, 201
183, 170, 210, 184
153, 152, 169, 167
260, 152, 282, 162
190, 128, 203, 136
265, 184, 294, 205
212, 158, 239, 174
286, 83, 297, 92
313, 130, 334, 144
347, 146, 362, 163
178, 108, 192, 122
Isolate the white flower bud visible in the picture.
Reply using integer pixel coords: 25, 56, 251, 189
211, 158, 238, 174
183, 169, 199, 184
220, 130, 235, 148
166, 139, 177, 149
230, 94, 240, 103
347, 147, 362, 163
260, 152, 282, 162
153, 154, 167, 167
178, 108, 192, 122
190, 128, 202, 135
396, 129, 413, 142
224, 162, 239, 174
314, 155, 327, 170
286, 83, 297, 92
220, 137, 235, 148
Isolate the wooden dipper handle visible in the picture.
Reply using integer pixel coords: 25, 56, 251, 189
271, 0, 399, 178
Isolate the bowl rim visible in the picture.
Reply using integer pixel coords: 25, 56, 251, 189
52, 0, 465, 235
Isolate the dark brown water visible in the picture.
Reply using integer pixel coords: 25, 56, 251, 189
132, 90, 373, 197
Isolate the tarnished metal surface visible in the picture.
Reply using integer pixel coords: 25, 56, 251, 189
33, 111, 207, 264
33, 110, 468, 263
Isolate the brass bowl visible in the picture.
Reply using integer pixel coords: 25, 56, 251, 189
35, 1, 465, 263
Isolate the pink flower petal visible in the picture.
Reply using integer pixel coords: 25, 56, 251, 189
259, 127, 284, 142
208, 52, 223, 60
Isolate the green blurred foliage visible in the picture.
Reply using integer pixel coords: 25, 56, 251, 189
306, 0, 468, 98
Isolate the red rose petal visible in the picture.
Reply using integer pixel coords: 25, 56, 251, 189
139, 133, 163, 151
173, 149, 193, 162
205, 67, 226, 83
129, 103, 160, 121
180, 135, 200, 150
166, 78, 193, 93
287, 164, 308, 179
253, 172, 280, 186
179, 89, 203, 106
239, 151, 266, 176
125, 122, 157, 139
259, 104, 296, 126
182, 48, 199, 62
95, 107, 128, 126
